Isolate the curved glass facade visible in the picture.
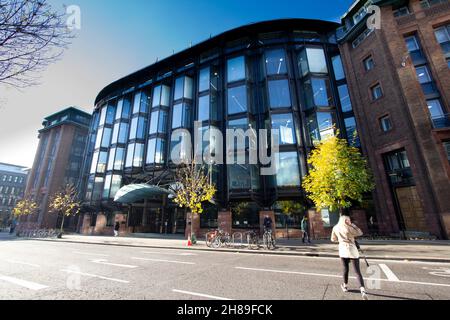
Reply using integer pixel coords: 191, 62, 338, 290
82, 19, 355, 234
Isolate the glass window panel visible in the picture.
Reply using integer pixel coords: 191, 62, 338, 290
268, 80, 291, 109
139, 91, 150, 113
371, 84, 383, 100
405, 36, 419, 52
265, 49, 287, 75
155, 139, 165, 164
90, 151, 99, 174
94, 127, 103, 149
110, 175, 122, 199
101, 128, 112, 148
228, 85, 248, 115
114, 147, 125, 171
103, 174, 112, 199
227, 56, 246, 83
133, 143, 144, 168
198, 95, 210, 121
427, 99, 445, 118
152, 86, 161, 107
129, 117, 138, 140
111, 123, 120, 144
311, 78, 332, 107
345, 117, 358, 137
332, 55, 345, 80
132, 91, 142, 114
161, 85, 171, 106
107, 147, 116, 171
172, 103, 183, 129
276, 152, 301, 187
184, 77, 193, 100
105, 104, 116, 125
115, 99, 123, 121
158, 110, 168, 133
271, 113, 296, 145
174, 77, 184, 101
228, 164, 251, 190
97, 151, 108, 173
137, 117, 146, 139
416, 66, 432, 84
149, 111, 159, 134
121, 97, 131, 119
435, 26, 450, 44
199, 67, 210, 92
98, 106, 107, 126
338, 84, 353, 112
125, 144, 135, 168
306, 48, 328, 74
118, 123, 129, 144
146, 138, 156, 164
92, 177, 104, 201
307, 112, 334, 145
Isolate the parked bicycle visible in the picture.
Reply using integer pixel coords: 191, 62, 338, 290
245, 230, 260, 249
262, 228, 276, 250
16, 229, 58, 239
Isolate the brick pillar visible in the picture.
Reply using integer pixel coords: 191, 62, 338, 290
185, 211, 200, 239
94, 213, 106, 235
81, 214, 91, 235
351, 209, 369, 235
308, 209, 326, 240
218, 210, 232, 234
259, 210, 276, 235
114, 213, 127, 236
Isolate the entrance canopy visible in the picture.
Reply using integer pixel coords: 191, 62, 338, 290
114, 184, 174, 204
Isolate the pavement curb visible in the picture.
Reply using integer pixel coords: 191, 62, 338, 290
28, 238, 450, 264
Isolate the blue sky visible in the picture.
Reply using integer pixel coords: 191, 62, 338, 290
0, 0, 354, 167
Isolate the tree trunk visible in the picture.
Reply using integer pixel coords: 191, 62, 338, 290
58, 213, 65, 238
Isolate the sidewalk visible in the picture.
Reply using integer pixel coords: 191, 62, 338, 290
17, 233, 450, 263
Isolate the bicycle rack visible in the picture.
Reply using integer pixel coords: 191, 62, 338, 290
232, 232, 244, 248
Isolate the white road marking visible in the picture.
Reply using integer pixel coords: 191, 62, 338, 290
141, 251, 197, 256
60, 269, 129, 283
172, 289, 231, 300
73, 251, 109, 257
5, 260, 40, 268
379, 264, 400, 282
236, 267, 450, 288
131, 257, 195, 265
0, 274, 48, 290
90, 259, 138, 269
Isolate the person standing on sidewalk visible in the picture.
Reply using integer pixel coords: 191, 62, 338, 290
331, 215, 368, 300
114, 221, 120, 237
301, 215, 311, 244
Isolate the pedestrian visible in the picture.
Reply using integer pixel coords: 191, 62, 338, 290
9, 219, 16, 235
114, 221, 120, 237
331, 215, 368, 300
301, 215, 311, 244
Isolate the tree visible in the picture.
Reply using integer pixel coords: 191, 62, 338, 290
48, 184, 80, 237
171, 162, 216, 241
302, 135, 374, 214
12, 197, 38, 217
0, 0, 73, 88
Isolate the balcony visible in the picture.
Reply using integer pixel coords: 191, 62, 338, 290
432, 113, 450, 129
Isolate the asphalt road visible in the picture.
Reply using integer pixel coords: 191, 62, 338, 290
1, 238, 450, 300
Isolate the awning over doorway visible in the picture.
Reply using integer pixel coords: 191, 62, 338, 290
114, 184, 174, 204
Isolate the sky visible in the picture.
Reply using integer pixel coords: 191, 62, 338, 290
0, 0, 354, 168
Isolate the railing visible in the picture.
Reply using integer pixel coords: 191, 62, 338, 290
432, 113, 450, 129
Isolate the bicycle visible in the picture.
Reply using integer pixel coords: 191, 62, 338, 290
211, 229, 231, 248
245, 230, 260, 249
262, 228, 276, 250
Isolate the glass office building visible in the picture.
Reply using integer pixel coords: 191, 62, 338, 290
81, 19, 354, 236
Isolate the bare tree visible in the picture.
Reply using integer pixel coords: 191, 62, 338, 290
0, 0, 73, 88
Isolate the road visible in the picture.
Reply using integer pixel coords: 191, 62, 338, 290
1, 238, 450, 300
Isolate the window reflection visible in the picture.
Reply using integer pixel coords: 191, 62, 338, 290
271, 113, 296, 145
114, 147, 125, 171
199, 67, 210, 92
110, 175, 122, 198
332, 55, 345, 81
298, 47, 328, 76
228, 164, 251, 190
97, 151, 108, 173
152, 85, 171, 108
105, 103, 116, 125
101, 127, 112, 148
107, 147, 116, 171
129, 117, 146, 140
174, 76, 193, 100
268, 80, 291, 108
305, 78, 333, 108
103, 174, 112, 199
227, 56, 246, 83
172, 103, 191, 129
276, 152, 301, 187
146, 138, 165, 165
227, 85, 248, 115
265, 49, 287, 75
198, 95, 210, 121
307, 112, 334, 145
338, 84, 352, 112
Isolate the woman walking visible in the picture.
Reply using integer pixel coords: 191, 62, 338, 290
331, 215, 368, 300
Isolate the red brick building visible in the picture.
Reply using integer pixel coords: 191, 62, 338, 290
22, 107, 91, 231
338, 0, 450, 239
